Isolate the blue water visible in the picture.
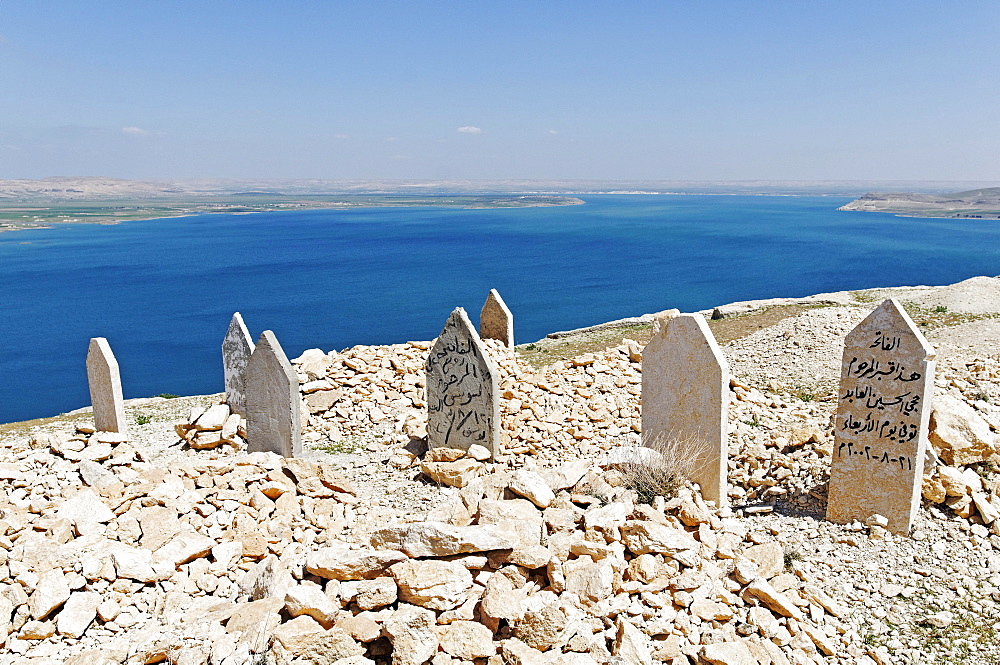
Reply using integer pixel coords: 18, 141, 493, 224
2, 195, 999, 424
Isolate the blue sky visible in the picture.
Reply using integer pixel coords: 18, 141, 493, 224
2, 2, 999, 181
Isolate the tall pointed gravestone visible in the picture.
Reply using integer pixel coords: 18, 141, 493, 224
641, 313, 729, 507
480, 288, 514, 348
222, 312, 255, 416
427, 307, 500, 458
86, 337, 128, 436
827, 299, 935, 535
245, 330, 301, 458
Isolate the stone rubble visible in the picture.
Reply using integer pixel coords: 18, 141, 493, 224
0, 285, 999, 664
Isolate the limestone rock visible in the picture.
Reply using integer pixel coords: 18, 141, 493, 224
700, 641, 756, 665
612, 617, 653, 665
153, 531, 217, 568
298, 627, 366, 662
391, 559, 473, 611
436, 620, 497, 660
30, 569, 71, 620
354, 578, 398, 610
369, 521, 515, 557
383, 604, 438, 665
275, 618, 329, 657
619, 521, 699, 555
509, 470, 556, 508
743, 542, 784, 579
930, 393, 998, 466
742, 578, 803, 620
56, 591, 100, 638
306, 546, 407, 580
57, 489, 115, 529
285, 582, 339, 626
421, 459, 484, 488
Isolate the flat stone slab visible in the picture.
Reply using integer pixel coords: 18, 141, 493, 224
86, 337, 128, 436
479, 288, 513, 348
827, 298, 935, 535
245, 330, 301, 458
222, 312, 254, 416
426, 308, 499, 457
641, 312, 729, 506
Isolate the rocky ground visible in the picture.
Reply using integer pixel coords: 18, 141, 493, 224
1, 276, 999, 665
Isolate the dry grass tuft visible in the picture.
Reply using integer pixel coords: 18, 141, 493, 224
617, 431, 710, 504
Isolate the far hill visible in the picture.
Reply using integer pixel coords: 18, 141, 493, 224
839, 187, 1000, 219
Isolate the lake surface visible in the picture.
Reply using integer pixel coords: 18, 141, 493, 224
3, 195, 999, 423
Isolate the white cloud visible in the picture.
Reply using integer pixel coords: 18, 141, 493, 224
384, 136, 399, 143
334, 133, 350, 140
121, 126, 148, 136
548, 129, 558, 135
457, 126, 482, 134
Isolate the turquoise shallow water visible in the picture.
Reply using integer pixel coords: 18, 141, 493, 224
2, 194, 999, 423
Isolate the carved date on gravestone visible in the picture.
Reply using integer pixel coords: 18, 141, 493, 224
827, 299, 935, 535
426, 308, 499, 456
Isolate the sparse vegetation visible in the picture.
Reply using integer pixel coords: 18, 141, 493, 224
619, 433, 708, 504
516, 323, 652, 368
784, 547, 803, 569
157, 393, 181, 399
314, 436, 363, 455
901, 301, 1000, 330
135, 414, 152, 425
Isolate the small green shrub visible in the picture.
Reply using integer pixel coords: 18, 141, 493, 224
784, 548, 803, 569
135, 414, 152, 425
156, 393, 180, 399
314, 436, 363, 455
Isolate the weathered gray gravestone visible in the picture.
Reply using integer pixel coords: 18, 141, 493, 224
86, 337, 128, 436
480, 288, 514, 348
245, 330, 301, 458
827, 298, 935, 535
641, 312, 729, 507
222, 312, 255, 416
427, 307, 500, 458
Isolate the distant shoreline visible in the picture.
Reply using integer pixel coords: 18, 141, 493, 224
0, 195, 585, 234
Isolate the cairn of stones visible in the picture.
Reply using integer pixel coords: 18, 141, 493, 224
827, 298, 935, 534
426, 308, 500, 458
245, 330, 302, 458
222, 312, 255, 417
640, 311, 730, 507
85, 337, 128, 437
479, 288, 514, 348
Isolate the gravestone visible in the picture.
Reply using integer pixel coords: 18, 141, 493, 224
86, 337, 128, 436
641, 312, 729, 506
222, 312, 255, 416
245, 330, 301, 458
427, 308, 500, 457
480, 289, 514, 348
827, 298, 935, 535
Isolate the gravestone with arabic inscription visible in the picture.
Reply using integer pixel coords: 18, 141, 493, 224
480, 288, 514, 348
641, 312, 729, 507
827, 298, 935, 535
222, 312, 255, 416
427, 307, 499, 458
245, 330, 301, 458
86, 337, 129, 436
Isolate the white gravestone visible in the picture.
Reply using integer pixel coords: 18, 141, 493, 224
827, 298, 935, 535
86, 337, 129, 436
222, 312, 255, 416
641, 313, 729, 507
427, 307, 500, 458
245, 330, 301, 458
480, 289, 514, 348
